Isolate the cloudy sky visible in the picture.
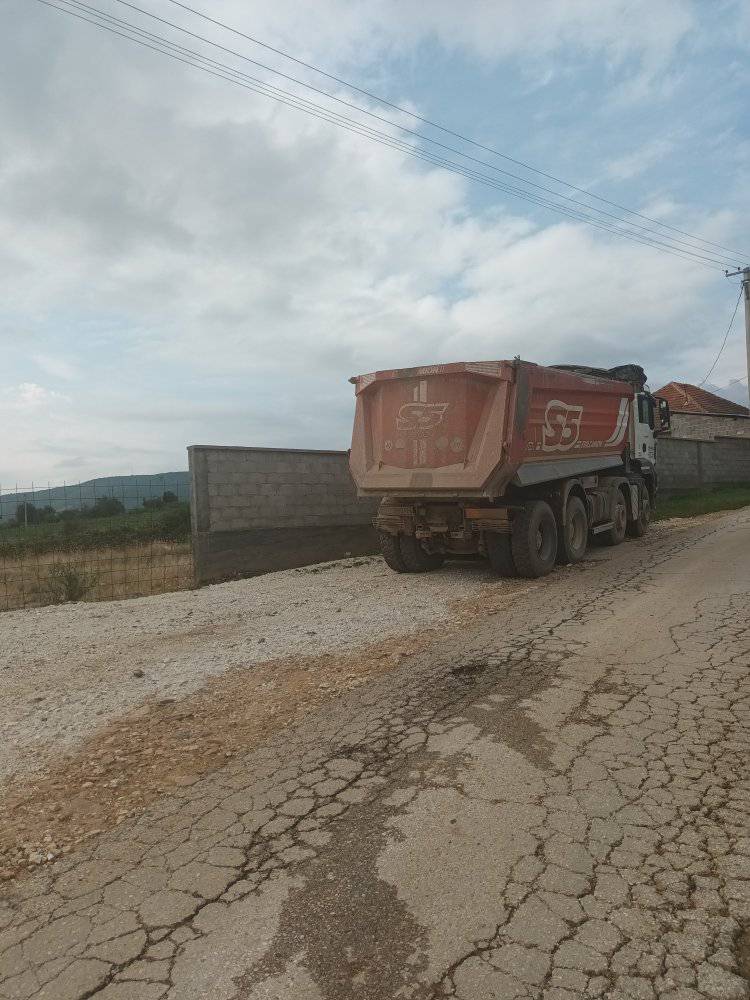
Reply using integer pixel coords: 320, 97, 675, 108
2, 0, 749, 485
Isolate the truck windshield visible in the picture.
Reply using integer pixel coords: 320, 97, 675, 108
637, 395, 655, 429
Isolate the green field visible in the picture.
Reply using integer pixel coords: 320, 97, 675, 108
0, 502, 191, 558
654, 484, 750, 521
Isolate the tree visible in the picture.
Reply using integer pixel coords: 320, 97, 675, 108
15, 502, 39, 526
162, 490, 178, 504
158, 503, 191, 540
91, 497, 125, 518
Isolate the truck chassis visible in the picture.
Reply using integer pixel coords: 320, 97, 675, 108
374, 470, 653, 578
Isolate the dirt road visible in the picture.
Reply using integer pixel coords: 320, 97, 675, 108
1, 509, 749, 1000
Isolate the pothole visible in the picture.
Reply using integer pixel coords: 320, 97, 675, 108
451, 659, 488, 682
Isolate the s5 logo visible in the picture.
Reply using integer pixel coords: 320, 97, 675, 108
396, 402, 449, 432
542, 400, 583, 451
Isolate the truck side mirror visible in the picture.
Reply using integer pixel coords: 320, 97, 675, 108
655, 396, 671, 433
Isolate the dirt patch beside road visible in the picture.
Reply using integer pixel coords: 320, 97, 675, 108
1, 556, 503, 784
0, 634, 424, 880
0, 574, 541, 880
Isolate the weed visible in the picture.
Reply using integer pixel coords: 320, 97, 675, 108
41, 564, 98, 604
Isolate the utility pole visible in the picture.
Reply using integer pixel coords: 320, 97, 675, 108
725, 267, 750, 403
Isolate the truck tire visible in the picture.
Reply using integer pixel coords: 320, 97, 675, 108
627, 489, 651, 538
601, 489, 628, 546
486, 532, 517, 576
378, 532, 408, 573
399, 535, 445, 572
511, 501, 558, 578
558, 495, 588, 564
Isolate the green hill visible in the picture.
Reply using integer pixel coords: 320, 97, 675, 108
0, 472, 190, 520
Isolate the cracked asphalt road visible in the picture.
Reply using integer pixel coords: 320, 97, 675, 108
1, 508, 749, 1000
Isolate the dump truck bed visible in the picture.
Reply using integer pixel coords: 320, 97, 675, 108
349, 360, 634, 498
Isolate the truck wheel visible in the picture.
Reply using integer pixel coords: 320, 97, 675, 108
399, 535, 445, 572
486, 532, 517, 577
558, 496, 588, 564
378, 532, 408, 572
511, 501, 558, 578
627, 490, 651, 538
601, 489, 628, 546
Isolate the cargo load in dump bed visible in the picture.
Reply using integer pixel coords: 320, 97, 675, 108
349, 359, 670, 579
350, 360, 635, 498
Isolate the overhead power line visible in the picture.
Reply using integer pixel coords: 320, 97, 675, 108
37, 0, 740, 271
161, 0, 749, 264
108, 0, 744, 268
698, 284, 744, 387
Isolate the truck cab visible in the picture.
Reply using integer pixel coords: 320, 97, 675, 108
633, 392, 670, 470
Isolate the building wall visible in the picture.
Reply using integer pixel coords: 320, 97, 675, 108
189, 446, 380, 584
658, 436, 750, 492
668, 412, 750, 441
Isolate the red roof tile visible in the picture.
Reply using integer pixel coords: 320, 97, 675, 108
654, 382, 749, 418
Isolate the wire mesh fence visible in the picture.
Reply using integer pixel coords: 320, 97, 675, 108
0, 475, 194, 612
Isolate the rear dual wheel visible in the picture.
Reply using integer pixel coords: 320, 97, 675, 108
378, 532, 444, 573
487, 500, 562, 579
601, 489, 628, 546
627, 489, 651, 538
557, 496, 588, 564
511, 501, 558, 579
486, 531, 517, 577
378, 532, 409, 572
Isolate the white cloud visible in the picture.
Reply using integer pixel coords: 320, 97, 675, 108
388, 0, 693, 64
2, 383, 69, 410
32, 354, 78, 381
162, 0, 695, 71
606, 137, 678, 181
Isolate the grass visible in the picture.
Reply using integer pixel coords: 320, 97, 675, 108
0, 503, 190, 559
0, 542, 194, 611
654, 483, 750, 521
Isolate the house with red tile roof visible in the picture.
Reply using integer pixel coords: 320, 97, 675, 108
654, 382, 750, 441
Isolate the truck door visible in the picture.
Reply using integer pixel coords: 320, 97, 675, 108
634, 393, 656, 466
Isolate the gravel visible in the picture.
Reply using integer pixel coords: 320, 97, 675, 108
1, 555, 496, 783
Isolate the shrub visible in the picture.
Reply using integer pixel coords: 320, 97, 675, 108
41, 564, 98, 603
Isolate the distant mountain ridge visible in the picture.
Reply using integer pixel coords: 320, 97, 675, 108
0, 472, 191, 514
706, 382, 750, 408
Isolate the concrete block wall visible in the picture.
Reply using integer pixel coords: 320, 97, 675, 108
699, 437, 750, 485
656, 438, 702, 491
658, 436, 750, 492
669, 413, 750, 442
189, 446, 380, 584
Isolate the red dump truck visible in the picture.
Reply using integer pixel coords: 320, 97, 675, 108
349, 359, 670, 578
